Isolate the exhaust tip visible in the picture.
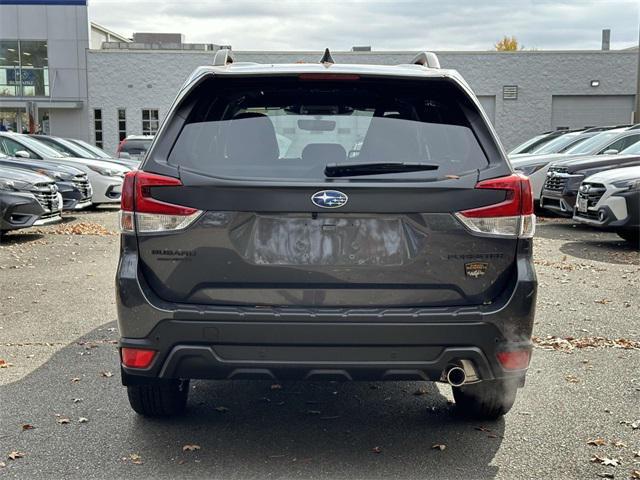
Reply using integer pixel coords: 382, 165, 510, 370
446, 366, 467, 387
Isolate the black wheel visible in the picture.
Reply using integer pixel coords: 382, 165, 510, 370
126, 379, 190, 417
617, 229, 640, 247
452, 379, 519, 420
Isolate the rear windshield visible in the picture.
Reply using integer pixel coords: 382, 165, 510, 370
168, 77, 489, 181
122, 139, 152, 154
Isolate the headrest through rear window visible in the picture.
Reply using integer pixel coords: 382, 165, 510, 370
225, 112, 279, 162
301, 143, 346, 164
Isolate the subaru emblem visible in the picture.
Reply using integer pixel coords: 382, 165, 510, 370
311, 190, 348, 209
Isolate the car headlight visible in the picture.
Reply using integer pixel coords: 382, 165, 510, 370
88, 165, 121, 177
514, 164, 545, 176
0, 178, 30, 191
35, 168, 66, 181
612, 178, 640, 191
0, 179, 16, 191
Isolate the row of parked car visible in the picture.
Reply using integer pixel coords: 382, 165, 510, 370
509, 124, 640, 246
0, 132, 152, 236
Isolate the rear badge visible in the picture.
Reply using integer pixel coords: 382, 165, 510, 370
465, 262, 488, 278
311, 190, 348, 209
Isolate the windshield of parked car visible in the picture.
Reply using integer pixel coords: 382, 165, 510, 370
532, 133, 584, 155
10, 135, 66, 159
56, 137, 99, 158
620, 142, 640, 155
168, 78, 489, 181
564, 131, 621, 155
121, 139, 152, 155
509, 134, 547, 155
71, 139, 111, 158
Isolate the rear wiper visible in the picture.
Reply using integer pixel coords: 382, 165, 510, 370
325, 162, 439, 177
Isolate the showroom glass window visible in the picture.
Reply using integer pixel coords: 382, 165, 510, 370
0, 40, 49, 97
142, 109, 159, 135
118, 108, 126, 141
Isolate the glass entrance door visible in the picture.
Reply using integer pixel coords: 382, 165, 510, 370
0, 108, 27, 132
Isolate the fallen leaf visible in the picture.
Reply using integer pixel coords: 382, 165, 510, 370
182, 444, 201, 452
591, 455, 620, 467
21, 424, 35, 431
564, 374, 579, 383
596, 473, 614, 479
129, 453, 143, 465
72, 398, 82, 403
8, 451, 24, 460
431, 444, 446, 451
372, 446, 382, 454
100, 371, 113, 378
78, 417, 89, 423
630, 470, 640, 479
177, 459, 186, 465
70, 377, 80, 383
634, 450, 640, 457
0, 461, 5, 468
587, 438, 607, 446
413, 387, 429, 396
631, 420, 640, 430
214, 406, 228, 412
594, 298, 611, 305
611, 440, 626, 448
56, 417, 70, 425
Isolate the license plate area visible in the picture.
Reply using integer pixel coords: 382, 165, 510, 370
577, 196, 588, 213
231, 215, 428, 267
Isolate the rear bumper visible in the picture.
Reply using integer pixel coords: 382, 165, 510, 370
117, 239, 537, 384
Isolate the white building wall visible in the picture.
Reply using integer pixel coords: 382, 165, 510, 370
87, 49, 638, 153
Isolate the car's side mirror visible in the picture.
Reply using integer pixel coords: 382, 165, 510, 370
15, 150, 30, 158
602, 149, 619, 155
119, 152, 131, 159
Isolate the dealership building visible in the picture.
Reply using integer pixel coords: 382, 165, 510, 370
1, 0, 639, 154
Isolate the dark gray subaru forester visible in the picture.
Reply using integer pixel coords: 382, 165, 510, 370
116, 50, 537, 420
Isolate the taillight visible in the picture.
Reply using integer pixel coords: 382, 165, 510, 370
496, 349, 531, 370
119, 171, 202, 233
455, 174, 535, 238
121, 347, 156, 369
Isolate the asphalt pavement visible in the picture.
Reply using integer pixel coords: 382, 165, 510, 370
1, 209, 638, 480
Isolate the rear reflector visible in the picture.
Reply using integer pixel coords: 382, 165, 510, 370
121, 347, 156, 369
496, 350, 531, 370
120, 170, 202, 233
455, 174, 535, 238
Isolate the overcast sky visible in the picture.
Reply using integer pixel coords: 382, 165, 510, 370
89, 0, 639, 51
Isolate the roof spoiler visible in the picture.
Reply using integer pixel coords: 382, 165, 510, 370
410, 51, 440, 69
213, 48, 234, 66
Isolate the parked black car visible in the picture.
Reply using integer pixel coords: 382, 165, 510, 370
116, 53, 537, 420
540, 154, 640, 216
0, 166, 62, 235
0, 151, 92, 210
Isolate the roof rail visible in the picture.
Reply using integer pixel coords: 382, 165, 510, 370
213, 48, 234, 66
410, 51, 440, 69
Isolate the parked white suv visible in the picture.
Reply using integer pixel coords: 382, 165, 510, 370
573, 165, 640, 245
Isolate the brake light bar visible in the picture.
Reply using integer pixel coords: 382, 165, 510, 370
121, 347, 156, 369
455, 174, 535, 238
120, 171, 202, 233
298, 73, 360, 81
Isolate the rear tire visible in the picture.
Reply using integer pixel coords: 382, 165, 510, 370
452, 378, 519, 420
127, 379, 190, 417
616, 229, 640, 247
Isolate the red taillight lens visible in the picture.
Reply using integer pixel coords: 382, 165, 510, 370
119, 171, 202, 233
121, 171, 136, 211
455, 173, 535, 238
121, 347, 156, 369
461, 174, 533, 218
496, 350, 531, 370
134, 171, 197, 216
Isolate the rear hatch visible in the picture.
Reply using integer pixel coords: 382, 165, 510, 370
126, 73, 531, 308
